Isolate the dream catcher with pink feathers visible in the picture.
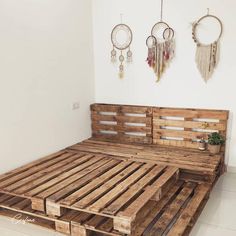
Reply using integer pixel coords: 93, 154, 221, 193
146, 0, 175, 82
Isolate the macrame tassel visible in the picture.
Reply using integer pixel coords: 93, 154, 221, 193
111, 47, 117, 63
146, 40, 175, 82
119, 64, 124, 79
195, 42, 219, 82
127, 47, 133, 63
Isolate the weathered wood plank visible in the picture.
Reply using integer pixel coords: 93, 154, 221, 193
153, 118, 227, 131
153, 107, 229, 120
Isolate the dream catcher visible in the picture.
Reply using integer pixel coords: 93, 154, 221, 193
146, 0, 175, 82
111, 15, 133, 79
192, 9, 223, 82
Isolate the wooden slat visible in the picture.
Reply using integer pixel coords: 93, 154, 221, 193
12, 199, 32, 210
92, 133, 152, 144
92, 114, 151, 124
84, 215, 105, 228
153, 118, 227, 131
71, 212, 92, 224
91, 104, 120, 112
0, 194, 12, 203
98, 218, 114, 233
153, 107, 229, 120
154, 129, 211, 140
153, 139, 200, 149
93, 124, 151, 133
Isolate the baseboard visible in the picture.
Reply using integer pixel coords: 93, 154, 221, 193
227, 166, 236, 173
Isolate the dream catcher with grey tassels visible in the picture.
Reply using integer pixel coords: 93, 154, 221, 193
111, 15, 133, 79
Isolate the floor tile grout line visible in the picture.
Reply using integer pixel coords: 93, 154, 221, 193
198, 220, 236, 232
212, 187, 236, 193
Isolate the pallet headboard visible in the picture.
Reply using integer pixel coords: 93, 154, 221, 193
91, 103, 152, 144
153, 107, 229, 149
90, 103, 229, 149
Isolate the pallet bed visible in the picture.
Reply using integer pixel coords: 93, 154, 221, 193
0, 103, 229, 236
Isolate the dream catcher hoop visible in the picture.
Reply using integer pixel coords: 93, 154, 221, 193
146, 0, 175, 82
111, 17, 133, 79
192, 9, 223, 82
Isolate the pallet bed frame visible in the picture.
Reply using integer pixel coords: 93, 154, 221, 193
0, 103, 229, 236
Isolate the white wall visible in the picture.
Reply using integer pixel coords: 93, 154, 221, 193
0, 0, 94, 173
92, 0, 236, 167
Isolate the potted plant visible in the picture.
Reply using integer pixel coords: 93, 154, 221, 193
207, 132, 225, 154
199, 137, 206, 151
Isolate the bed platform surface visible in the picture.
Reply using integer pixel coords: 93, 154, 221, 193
0, 103, 229, 236
0, 141, 220, 236
69, 139, 222, 183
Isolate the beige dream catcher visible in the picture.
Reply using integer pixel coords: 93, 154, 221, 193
146, 0, 175, 82
111, 15, 133, 79
192, 10, 223, 82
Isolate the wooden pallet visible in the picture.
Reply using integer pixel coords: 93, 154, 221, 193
0, 150, 105, 211
45, 163, 179, 234
0, 150, 178, 234
70, 181, 211, 236
69, 139, 222, 183
91, 104, 153, 144
0, 180, 211, 236
152, 107, 228, 152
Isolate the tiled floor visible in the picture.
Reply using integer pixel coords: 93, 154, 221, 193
0, 173, 235, 236
191, 172, 236, 236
